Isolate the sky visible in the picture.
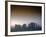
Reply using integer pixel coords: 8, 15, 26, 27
10, 5, 42, 27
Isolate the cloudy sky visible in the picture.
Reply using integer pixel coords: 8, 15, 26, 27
10, 5, 42, 27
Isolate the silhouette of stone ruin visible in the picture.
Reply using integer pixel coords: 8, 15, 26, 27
11, 22, 42, 32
